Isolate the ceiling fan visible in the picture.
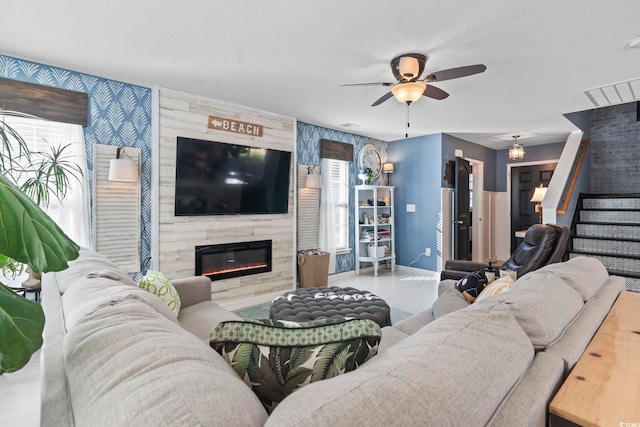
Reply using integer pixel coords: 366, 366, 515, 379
342, 53, 486, 106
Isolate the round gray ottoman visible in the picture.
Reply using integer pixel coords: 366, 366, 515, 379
269, 286, 391, 327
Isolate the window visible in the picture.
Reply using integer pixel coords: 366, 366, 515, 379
1, 115, 89, 247
327, 159, 350, 251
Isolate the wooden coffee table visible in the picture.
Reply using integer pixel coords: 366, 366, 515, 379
549, 291, 640, 426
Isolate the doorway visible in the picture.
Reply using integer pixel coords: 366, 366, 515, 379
509, 162, 556, 252
453, 157, 485, 262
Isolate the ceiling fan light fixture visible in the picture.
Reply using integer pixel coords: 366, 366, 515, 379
398, 56, 419, 79
392, 82, 426, 104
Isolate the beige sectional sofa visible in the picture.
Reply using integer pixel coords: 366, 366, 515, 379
40, 249, 623, 426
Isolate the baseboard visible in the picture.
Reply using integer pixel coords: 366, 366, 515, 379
394, 265, 439, 276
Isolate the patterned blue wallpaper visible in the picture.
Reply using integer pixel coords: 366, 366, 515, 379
297, 122, 387, 274
0, 54, 152, 274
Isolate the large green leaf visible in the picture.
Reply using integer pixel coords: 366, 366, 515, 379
0, 283, 44, 374
0, 173, 79, 273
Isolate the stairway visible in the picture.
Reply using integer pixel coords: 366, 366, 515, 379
569, 193, 640, 292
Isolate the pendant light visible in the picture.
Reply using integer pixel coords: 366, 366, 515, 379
508, 135, 525, 160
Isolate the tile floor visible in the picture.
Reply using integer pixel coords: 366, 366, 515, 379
0, 265, 440, 426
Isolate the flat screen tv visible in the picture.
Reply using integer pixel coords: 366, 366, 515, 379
174, 137, 291, 215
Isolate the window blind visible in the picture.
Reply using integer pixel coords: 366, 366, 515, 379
328, 159, 349, 250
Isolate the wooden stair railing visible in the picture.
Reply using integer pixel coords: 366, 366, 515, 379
557, 139, 590, 216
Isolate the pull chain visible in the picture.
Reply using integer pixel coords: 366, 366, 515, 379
405, 102, 410, 138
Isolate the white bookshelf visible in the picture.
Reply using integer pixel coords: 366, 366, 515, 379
355, 185, 396, 276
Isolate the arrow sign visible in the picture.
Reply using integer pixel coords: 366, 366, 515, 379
208, 115, 264, 137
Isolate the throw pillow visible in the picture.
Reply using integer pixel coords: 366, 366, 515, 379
210, 317, 381, 413
456, 271, 488, 303
475, 275, 514, 302
138, 270, 181, 316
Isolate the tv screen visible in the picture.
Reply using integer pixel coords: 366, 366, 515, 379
174, 137, 291, 215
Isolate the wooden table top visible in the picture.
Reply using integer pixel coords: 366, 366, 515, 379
549, 291, 640, 426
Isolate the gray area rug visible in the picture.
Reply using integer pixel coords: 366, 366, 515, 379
232, 301, 412, 325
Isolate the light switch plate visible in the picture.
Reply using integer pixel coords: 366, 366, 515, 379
406, 204, 416, 212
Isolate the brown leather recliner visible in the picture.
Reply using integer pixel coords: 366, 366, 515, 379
439, 223, 570, 281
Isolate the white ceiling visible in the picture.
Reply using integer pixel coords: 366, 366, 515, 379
2, 0, 640, 149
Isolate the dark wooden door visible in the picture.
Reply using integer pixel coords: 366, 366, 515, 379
455, 157, 472, 260
510, 163, 556, 252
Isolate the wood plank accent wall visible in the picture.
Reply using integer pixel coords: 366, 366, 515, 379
157, 89, 295, 302
0, 77, 88, 126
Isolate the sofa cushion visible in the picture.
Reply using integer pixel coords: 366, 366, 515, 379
62, 278, 180, 332
473, 271, 584, 349
266, 308, 534, 427
393, 308, 435, 335
378, 325, 409, 352
476, 275, 514, 302
139, 270, 181, 315
544, 276, 624, 372
64, 297, 268, 426
533, 256, 609, 301
54, 248, 137, 293
210, 318, 381, 413
432, 288, 469, 319
179, 300, 242, 341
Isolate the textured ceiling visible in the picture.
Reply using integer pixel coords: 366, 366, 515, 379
2, 0, 640, 149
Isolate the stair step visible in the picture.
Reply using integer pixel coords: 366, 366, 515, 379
571, 235, 640, 243
575, 223, 640, 240
572, 238, 640, 256
568, 253, 640, 275
583, 197, 640, 209
622, 277, 640, 292
580, 210, 640, 223
570, 249, 640, 260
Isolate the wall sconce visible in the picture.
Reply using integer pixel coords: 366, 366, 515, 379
305, 166, 321, 189
530, 184, 547, 223
508, 135, 525, 160
382, 162, 395, 185
108, 147, 139, 182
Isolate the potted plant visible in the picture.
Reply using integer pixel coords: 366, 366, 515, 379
0, 111, 81, 374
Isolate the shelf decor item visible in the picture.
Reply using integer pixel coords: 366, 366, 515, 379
357, 169, 368, 185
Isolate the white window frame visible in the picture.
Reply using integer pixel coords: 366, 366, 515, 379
327, 159, 350, 253
1, 115, 89, 247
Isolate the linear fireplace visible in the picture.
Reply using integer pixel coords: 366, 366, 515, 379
195, 240, 272, 281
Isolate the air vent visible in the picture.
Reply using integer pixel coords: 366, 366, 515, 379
584, 77, 640, 107
339, 122, 360, 129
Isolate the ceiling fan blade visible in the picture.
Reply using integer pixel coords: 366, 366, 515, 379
371, 92, 394, 106
341, 82, 394, 87
423, 85, 449, 100
424, 64, 487, 82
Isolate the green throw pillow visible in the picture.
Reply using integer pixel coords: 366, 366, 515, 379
138, 270, 181, 316
210, 317, 381, 413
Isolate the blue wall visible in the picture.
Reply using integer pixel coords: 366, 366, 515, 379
441, 134, 497, 191
564, 110, 592, 139
297, 122, 387, 274
495, 142, 566, 192
387, 133, 442, 271
0, 54, 152, 273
